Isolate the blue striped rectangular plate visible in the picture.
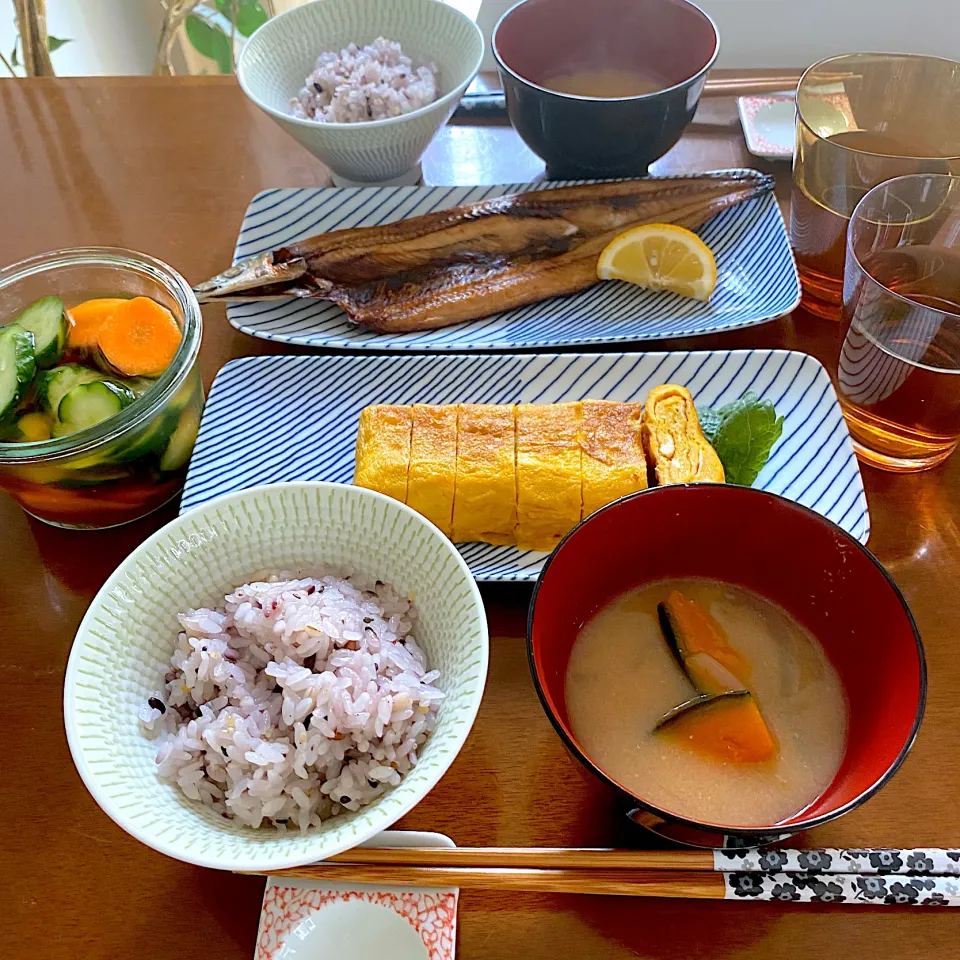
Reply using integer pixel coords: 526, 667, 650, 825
181, 350, 869, 582
227, 173, 801, 352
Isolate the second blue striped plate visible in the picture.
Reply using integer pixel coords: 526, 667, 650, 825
181, 350, 869, 582
226, 174, 800, 352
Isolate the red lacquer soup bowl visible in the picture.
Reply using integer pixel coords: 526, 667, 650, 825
527, 484, 926, 848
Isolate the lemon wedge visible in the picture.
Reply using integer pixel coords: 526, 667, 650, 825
597, 224, 718, 302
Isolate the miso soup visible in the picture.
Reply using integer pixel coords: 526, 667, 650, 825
565, 577, 848, 826
541, 67, 667, 98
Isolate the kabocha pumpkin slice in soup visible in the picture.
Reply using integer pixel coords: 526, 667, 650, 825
452, 404, 517, 545
353, 404, 413, 504
566, 578, 847, 825
641, 383, 724, 484
407, 404, 457, 536
658, 591, 752, 689
655, 690, 777, 764
96, 296, 182, 377
682, 652, 746, 695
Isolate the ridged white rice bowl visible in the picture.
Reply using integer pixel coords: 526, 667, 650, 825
238, 0, 484, 185
64, 482, 488, 871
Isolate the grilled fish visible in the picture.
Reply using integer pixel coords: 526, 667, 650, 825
196, 172, 775, 333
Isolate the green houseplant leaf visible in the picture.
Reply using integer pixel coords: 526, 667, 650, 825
215, 0, 269, 37
185, 14, 232, 74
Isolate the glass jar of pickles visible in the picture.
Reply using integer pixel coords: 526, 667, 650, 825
0, 248, 204, 529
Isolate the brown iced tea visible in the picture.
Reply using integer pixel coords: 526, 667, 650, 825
791, 130, 948, 319
838, 245, 960, 470
790, 53, 960, 320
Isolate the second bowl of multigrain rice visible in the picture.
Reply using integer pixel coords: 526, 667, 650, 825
238, 0, 484, 185
64, 482, 488, 871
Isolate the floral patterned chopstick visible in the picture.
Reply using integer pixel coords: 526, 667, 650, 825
722, 871, 957, 906
714, 847, 960, 876
718, 849, 960, 905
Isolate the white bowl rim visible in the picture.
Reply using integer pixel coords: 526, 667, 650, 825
237, 0, 485, 131
63, 479, 489, 871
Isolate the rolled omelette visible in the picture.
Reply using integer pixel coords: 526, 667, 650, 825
452, 404, 517, 545
580, 399, 647, 517
407, 404, 458, 535
641, 384, 724, 484
515, 402, 582, 552
353, 392, 720, 549
353, 405, 412, 504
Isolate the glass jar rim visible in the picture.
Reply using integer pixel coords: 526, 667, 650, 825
796, 52, 960, 163
0, 247, 202, 464
847, 173, 960, 327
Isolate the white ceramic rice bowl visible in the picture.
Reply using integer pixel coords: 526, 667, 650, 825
238, 0, 484, 185
64, 481, 488, 871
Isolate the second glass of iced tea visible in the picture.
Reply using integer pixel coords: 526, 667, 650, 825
791, 53, 960, 320
837, 174, 960, 472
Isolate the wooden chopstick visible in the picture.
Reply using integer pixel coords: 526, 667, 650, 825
701, 73, 802, 97
257, 863, 727, 899
328, 846, 712, 871
323, 846, 960, 876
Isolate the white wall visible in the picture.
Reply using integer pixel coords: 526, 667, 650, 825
477, 0, 960, 71
0, 0, 161, 76
3, 0, 957, 77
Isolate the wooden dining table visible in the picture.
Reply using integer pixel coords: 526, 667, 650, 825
1, 73, 958, 960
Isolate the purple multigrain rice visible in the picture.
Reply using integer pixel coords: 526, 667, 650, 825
139, 573, 442, 830
289, 37, 438, 123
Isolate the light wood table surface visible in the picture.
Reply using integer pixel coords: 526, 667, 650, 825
1, 73, 958, 960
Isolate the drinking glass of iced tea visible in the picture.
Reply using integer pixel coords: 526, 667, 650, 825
791, 53, 960, 320
837, 174, 960, 472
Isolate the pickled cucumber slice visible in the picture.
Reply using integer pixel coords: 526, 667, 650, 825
0, 325, 37, 424
35, 363, 106, 417
12, 296, 69, 368
57, 380, 137, 431
159, 409, 200, 472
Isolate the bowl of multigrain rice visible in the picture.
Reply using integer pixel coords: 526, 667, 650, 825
238, 0, 484, 185
64, 481, 488, 871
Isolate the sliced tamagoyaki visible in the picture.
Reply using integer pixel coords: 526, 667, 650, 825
641, 383, 724, 485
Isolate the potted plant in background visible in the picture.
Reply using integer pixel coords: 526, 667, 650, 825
4, 0, 70, 76
156, 0, 273, 75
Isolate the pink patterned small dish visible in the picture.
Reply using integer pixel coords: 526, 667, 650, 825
737, 94, 795, 160
738, 89, 857, 161
255, 831, 458, 960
